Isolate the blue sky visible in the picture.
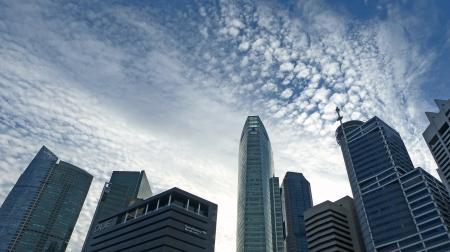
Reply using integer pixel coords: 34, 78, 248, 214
0, 0, 449, 251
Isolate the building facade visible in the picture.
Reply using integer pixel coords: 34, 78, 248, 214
270, 176, 284, 252
83, 187, 217, 252
82, 170, 152, 250
304, 196, 365, 252
237, 116, 274, 252
336, 116, 450, 251
281, 172, 313, 252
0, 146, 93, 251
423, 99, 450, 191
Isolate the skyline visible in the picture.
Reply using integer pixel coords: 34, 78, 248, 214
1, 1, 450, 251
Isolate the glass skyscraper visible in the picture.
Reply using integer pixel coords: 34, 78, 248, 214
281, 172, 312, 252
0, 146, 93, 251
423, 99, 450, 192
270, 176, 284, 252
336, 116, 450, 251
237, 116, 275, 252
82, 170, 152, 251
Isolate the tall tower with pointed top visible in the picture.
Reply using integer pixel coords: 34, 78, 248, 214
423, 99, 450, 191
237, 116, 274, 252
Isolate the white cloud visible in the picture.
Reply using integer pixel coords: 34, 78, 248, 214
280, 88, 294, 99
261, 82, 278, 92
230, 19, 244, 28
238, 41, 250, 51
228, 27, 240, 37
297, 67, 311, 78
322, 62, 340, 76
280, 62, 294, 72
274, 48, 291, 62
312, 88, 331, 104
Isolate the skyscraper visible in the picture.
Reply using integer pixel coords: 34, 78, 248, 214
82, 170, 152, 250
336, 116, 450, 251
281, 172, 312, 252
237, 116, 274, 252
304, 196, 365, 252
0, 146, 93, 251
270, 176, 284, 252
83, 187, 217, 252
423, 99, 450, 191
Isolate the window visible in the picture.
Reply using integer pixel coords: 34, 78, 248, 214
199, 204, 209, 217
439, 123, 449, 136
428, 135, 438, 146
171, 193, 187, 208
136, 206, 145, 217
125, 210, 135, 222
188, 200, 199, 212
159, 195, 170, 208
117, 214, 125, 224
147, 200, 158, 212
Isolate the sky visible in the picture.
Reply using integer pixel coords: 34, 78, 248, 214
0, 0, 449, 251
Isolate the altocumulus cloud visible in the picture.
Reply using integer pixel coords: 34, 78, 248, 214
0, 0, 448, 251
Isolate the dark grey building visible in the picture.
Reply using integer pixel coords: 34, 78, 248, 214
281, 172, 312, 252
423, 99, 450, 191
83, 187, 217, 252
237, 116, 275, 252
304, 196, 365, 252
0, 146, 93, 251
82, 170, 152, 250
336, 116, 450, 251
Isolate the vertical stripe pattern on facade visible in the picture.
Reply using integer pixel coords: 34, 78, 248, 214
423, 99, 450, 192
281, 172, 313, 252
237, 116, 274, 252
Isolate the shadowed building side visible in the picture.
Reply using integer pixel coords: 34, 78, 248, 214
83, 187, 217, 252
281, 172, 313, 252
304, 196, 365, 252
82, 170, 153, 251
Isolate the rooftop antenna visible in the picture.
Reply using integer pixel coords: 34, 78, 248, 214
336, 107, 348, 144
336, 107, 343, 124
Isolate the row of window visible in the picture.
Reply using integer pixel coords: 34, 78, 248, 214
96, 192, 210, 230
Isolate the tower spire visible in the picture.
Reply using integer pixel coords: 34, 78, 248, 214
336, 107, 347, 143
336, 107, 343, 124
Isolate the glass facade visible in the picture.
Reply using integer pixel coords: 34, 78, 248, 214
337, 117, 450, 251
0, 146, 93, 251
270, 177, 284, 252
93, 171, 152, 222
281, 172, 312, 252
82, 170, 152, 251
237, 116, 274, 252
423, 99, 450, 192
